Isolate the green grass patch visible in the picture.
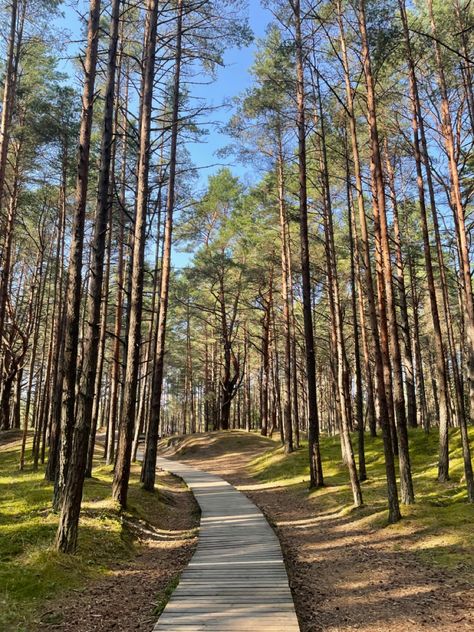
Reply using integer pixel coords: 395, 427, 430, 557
0, 439, 182, 632
152, 575, 180, 618
249, 427, 474, 574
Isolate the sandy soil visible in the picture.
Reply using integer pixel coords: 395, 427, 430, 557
161, 432, 474, 632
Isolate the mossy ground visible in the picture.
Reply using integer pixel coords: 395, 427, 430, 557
3, 427, 473, 630
249, 427, 474, 575
0, 436, 181, 632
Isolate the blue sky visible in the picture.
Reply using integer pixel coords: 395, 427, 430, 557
184, 0, 270, 183
175, 0, 271, 264
55, 0, 271, 267
56, 0, 270, 182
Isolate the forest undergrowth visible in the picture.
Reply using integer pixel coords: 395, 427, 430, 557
0, 433, 199, 632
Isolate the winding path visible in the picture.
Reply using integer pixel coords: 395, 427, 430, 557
153, 456, 300, 631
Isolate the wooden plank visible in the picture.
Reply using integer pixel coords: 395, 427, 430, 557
152, 456, 300, 632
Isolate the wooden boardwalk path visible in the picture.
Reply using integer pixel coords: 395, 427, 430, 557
153, 456, 300, 631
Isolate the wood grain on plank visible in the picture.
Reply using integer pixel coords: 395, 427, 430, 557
153, 456, 300, 632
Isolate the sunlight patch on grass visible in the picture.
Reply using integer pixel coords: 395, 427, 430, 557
0, 439, 189, 632
248, 427, 474, 575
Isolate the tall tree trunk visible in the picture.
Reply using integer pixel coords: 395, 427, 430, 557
347, 159, 366, 481
85, 193, 113, 477
19, 257, 43, 467
357, 0, 414, 507
293, 0, 323, 488
141, 0, 183, 491
346, 164, 376, 439
113, 0, 160, 506
261, 301, 270, 437
0, 149, 21, 375
106, 70, 128, 465
384, 147, 417, 429
33, 259, 53, 468
287, 241, 300, 448
317, 86, 362, 506
408, 253, 429, 433
427, 0, 474, 501
277, 129, 293, 454
136, 173, 165, 464
398, 0, 453, 485
0, 0, 18, 234
55, 0, 119, 553
53, 0, 102, 513
45, 147, 68, 482
338, 0, 400, 520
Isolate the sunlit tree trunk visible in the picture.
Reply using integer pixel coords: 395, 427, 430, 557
317, 87, 362, 506
384, 147, 417, 429
19, 254, 43, 467
398, 0, 452, 485
45, 143, 68, 482
0, 0, 19, 247
427, 0, 474, 501
106, 62, 129, 467
407, 253, 429, 433
55, 0, 120, 552
141, 0, 184, 492
85, 198, 113, 477
293, 0, 323, 488
287, 233, 300, 448
347, 161, 367, 480
53, 0, 102, 513
113, 0, 160, 507
260, 299, 271, 437
338, 0, 400, 521
357, 0, 413, 508
277, 129, 293, 453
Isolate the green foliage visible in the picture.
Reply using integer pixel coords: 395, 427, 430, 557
178, 167, 243, 248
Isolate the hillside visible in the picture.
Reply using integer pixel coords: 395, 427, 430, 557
0, 435, 199, 632
159, 429, 474, 632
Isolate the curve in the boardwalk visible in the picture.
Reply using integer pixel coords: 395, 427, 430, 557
153, 456, 300, 632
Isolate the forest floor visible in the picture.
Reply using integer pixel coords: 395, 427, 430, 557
0, 431, 200, 632
160, 428, 474, 632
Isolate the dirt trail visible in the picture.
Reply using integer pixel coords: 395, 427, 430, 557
161, 432, 473, 632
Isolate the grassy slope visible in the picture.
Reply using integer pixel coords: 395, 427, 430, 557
0, 437, 193, 632
4, 428, 472, 629
162, 427, 473, 576
249, 427, 474, 574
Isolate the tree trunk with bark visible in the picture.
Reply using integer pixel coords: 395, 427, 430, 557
338, 0, 401, 520
112, 0, 160, 507
53, 0, 102, 513
293, 0, 323, 488
141, 0, 184, 492
427, 0, 474, 501
56, 0, 120, 553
